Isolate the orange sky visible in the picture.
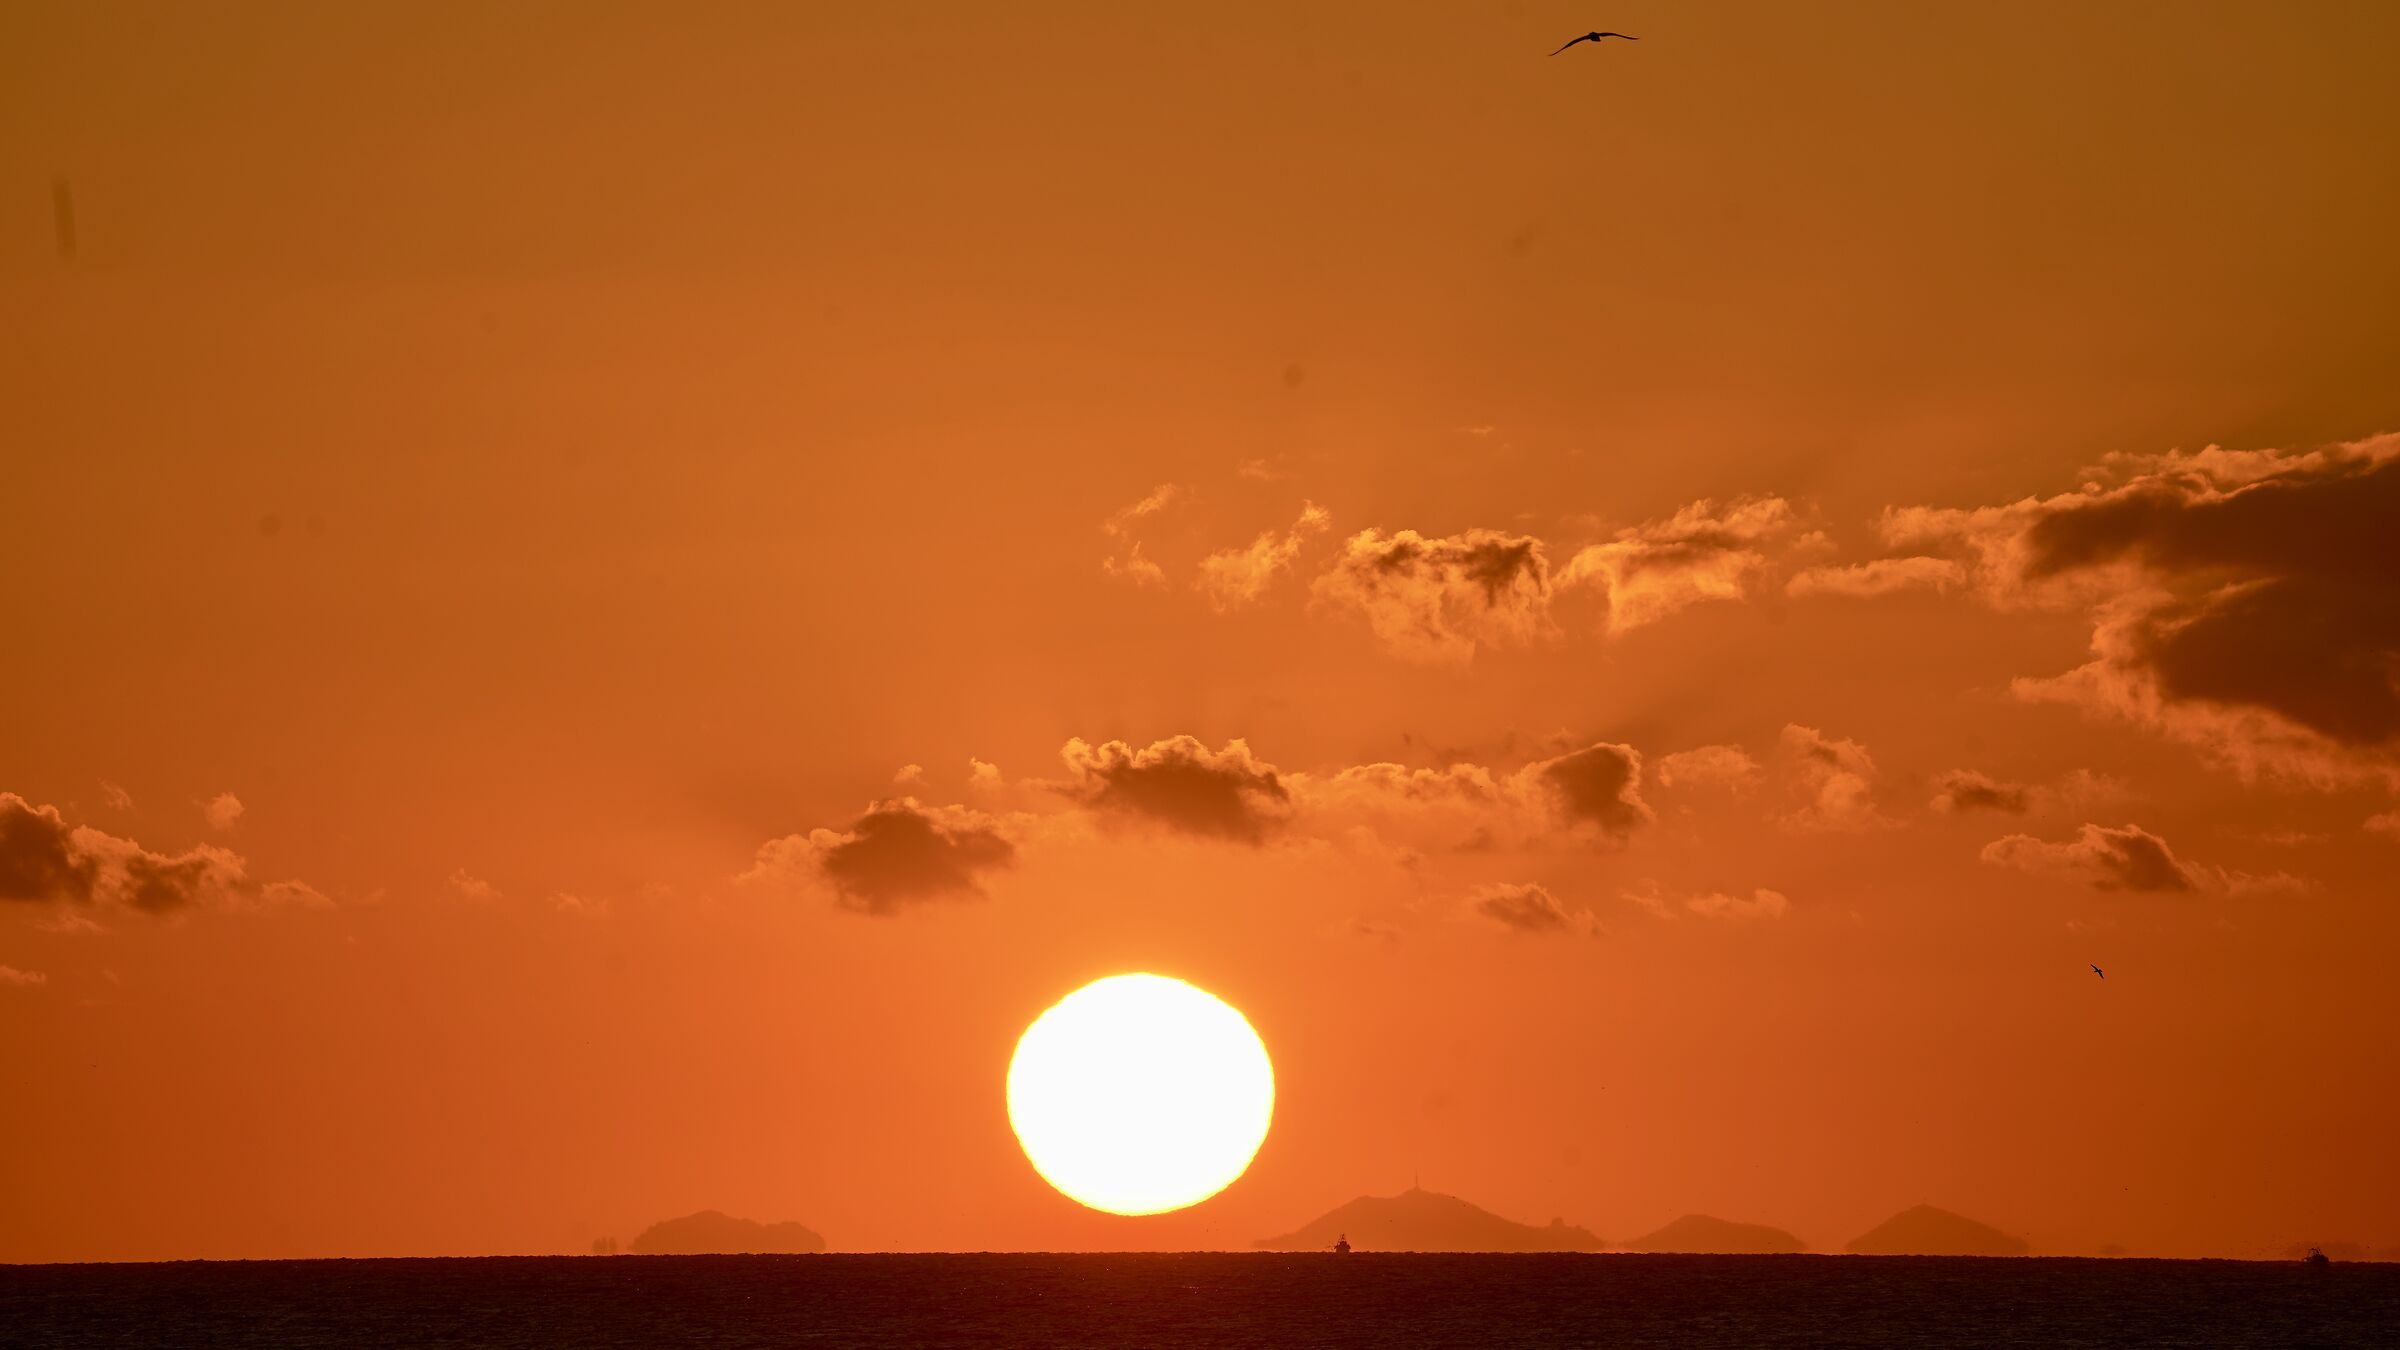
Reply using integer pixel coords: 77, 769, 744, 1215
4, 0, 2398, 1262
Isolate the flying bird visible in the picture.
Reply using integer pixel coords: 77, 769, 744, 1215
1551, 32, 1639, 55
2091, 964, 2105, 980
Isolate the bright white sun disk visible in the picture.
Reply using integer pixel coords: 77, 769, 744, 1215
1007, 973, 1275, 1216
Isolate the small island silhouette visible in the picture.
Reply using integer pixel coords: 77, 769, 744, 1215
1620, 1214, 1808, 1255
1254, 1186, 1604, 1252
2280, 1241, 2400, 1263
628, 1210, 826, 1255
1845, 1205, 2028, 1257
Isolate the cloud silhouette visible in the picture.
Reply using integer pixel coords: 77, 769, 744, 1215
942, 735, 1663, 858
1887, 434, 2400, 786
0, 796, 97, 904
1288, 741, 1655, 853
747, 798, 1015, 914
1980, 822, 2196, 892
1931, 770, 2032, 815
1, 792, 320, 913
1311, 527, 1554, 662
1057, 736, 1292, 843
1303, 498, 1808, 655
1523, 742, 1653, 843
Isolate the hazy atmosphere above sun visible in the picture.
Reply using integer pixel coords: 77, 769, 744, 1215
3, 0, 2398, 1266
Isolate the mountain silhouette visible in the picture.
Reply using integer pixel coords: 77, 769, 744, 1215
1254, 1186, 1603, 1252
628, 1210, 826, 1255
1621, 1214, 1807, 1254
1845, 1204, 2028, 1256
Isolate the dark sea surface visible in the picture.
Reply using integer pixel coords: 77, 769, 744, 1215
5, 1252, 2396, 1349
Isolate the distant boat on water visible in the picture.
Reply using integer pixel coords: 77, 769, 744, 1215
2305, 1246, 2331, 1267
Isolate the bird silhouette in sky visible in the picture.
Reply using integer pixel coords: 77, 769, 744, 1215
2091, 964, 2106, 980
1551, 32, 1639, 55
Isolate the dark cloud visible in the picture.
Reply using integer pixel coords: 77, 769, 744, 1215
1057, 736, 1291, 843
0, 795, 97, 903
748, 799, 1014, 915
2022, 444, 2400, 750
1931, 770, 2032, 815
1311, 528, 1554, 662
1302, 740, 1653, 850
1981, 823, 2196, 892
2136, 575, 2400, 748
1889, 435, 2400, 784
121, 853, 223, 914
1524, 742, 1652, 842
1291, 739, 1665, 854
1, 792, 306, 913
2018, 444, 2396, 586
1304, 499, 1811, 658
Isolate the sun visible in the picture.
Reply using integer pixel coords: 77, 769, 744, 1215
1007, 973, 1275, 1217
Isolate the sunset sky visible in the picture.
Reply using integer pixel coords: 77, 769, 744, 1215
5, 0, 2398, 1263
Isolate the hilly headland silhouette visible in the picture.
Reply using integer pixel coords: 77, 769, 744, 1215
627, 1210, 827, 1255
1844, 1204, 2029, 1256
1254, 1186, 1603, 1252
1620, 1214, 1808, 1254
1254, 1190, 2046, 1256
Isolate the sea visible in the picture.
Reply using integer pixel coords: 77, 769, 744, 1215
4, 1252, 2396, 1348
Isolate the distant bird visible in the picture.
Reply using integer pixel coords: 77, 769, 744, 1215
1551, 31, 1639, 55
2091, 964, 2105, 980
